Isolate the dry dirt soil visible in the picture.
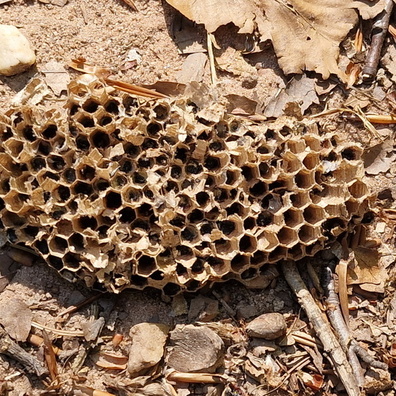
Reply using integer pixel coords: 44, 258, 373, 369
0, 1, 396, 396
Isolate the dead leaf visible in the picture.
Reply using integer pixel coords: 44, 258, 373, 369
92, 351, 128, 370
167, 0, 385, 79
264, 75, 319, 118
177, 53, 207, 83
41, 61, 70, 96
381, 44, 396, 83
347, 247, 386, 292
225, 94, 258, 115
0, 297, 32, 342
363, 140, 396, 175
165, 0, 271, 37
216, 47, 256, 76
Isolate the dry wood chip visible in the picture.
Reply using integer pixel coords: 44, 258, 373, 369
246, 313, 287, 340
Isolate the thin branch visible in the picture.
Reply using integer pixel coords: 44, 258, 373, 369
363, 0, 394, 80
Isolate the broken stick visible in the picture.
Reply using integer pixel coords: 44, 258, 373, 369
362, 0, 394, 80
0, 326, 48, 377
281, 261, 360, 396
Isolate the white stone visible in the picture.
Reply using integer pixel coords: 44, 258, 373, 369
0, 25, 36, 76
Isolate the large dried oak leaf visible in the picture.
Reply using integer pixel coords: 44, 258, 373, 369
260, 0, 357, 78
166, 0, 385, 79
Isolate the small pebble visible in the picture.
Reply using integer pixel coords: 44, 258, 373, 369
127, 322, 169, 375
167, 325, 224, 372
0, 25, 36, 76
246, 313, 287, 340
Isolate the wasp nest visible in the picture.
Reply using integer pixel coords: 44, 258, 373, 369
0, 76, 371, 295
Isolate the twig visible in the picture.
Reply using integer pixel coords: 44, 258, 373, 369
0, 326, 48, 377
57, 293, 104, 317
362, 0, 394, 80
281, 261, 360, 396
207, 33, 217, 85
322, 264, 365, 387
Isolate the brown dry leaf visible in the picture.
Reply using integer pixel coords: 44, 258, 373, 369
177, 53, 207, 84
166, 0, 385, 79
264, 74, 319, 118
92, 351, 128, 370
0, 297, 32, 342
347, 247, 386, 292
363, 140, 396, 175
165, 0, 271, 37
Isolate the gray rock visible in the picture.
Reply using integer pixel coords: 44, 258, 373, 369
0, 25, 36, 76
246, 313, 287, 340
127, 322, 169, 375
167, 325, 224, 372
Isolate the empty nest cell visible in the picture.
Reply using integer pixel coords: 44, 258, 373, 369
0, 75, 371, 295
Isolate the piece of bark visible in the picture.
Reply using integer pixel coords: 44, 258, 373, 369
0, 326, 48, 377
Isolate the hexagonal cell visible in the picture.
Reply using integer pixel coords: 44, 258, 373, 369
239, 234, 257, 253
132, 171, 147, 185
303, 205, 326, 225
303, 153, 319, 170
250, 181, 267, 198
322, 218, 347, 238
34, 239, 49, 255
98, 114, 113, 127
288, 243, 305, 260
131, 218, 149, 231
90, 130, 111, 148
29, 156, 46, 172
73, 216, 98, 232
241, 164, 258, 182
177, 195, 193, 213
104, 99, 119, 114
119, 207, 136, 223
286, 139, 306, 154
256, 230, 278, 252
207, 256, 229, 276
119, 158, 134, 173
295, 170, 315, 189
4, 138, 24, 157
261, 193, 282, 214
82, 99, 100, 113
185, 160, 203, 175
104, 191, 122, 209
137, 255, 157, 276
268, 246, 287, 263
180, 226, 199, 243
40, 124, 58, 139
76, 134, 90, 151
348, 180, 368, 199
298, 224, 320, 245
111, 174, 128, 189
290, 191, 310, 208
77, 164, 96, 181
187, 209, 204, 224
62, 168, 77, 184
214, 238, 238, 257
72, 181, 94, 196
122, 187, 143, 203
282, 151, 302, 173
54, 185, 71, 203
341, 146, 362, 161
283, 208, 304, 228
163, 282, 181, 296
3, 191, 28, 213
231, 254, 250, 273
130, 274, 148, 290
48, 255, 64, 271
243, 217, 256, 230
124, 142, 141, 158
49, 236, 69, 254
153, 103, 170, 120
69, 233, 85, 252
175, 245, 194, 262
277, 227, 298, 247
345, 199, 360, 217
76, 114, 95, 128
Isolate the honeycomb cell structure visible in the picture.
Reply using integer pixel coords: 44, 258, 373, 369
0, 75, 372, 295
